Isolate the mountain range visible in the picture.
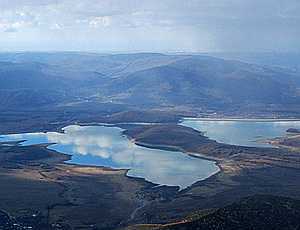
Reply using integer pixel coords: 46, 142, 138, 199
0, 52, 299, 115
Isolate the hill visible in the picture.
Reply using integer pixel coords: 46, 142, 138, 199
0, 52, 299, 116
127, 195, 300, 230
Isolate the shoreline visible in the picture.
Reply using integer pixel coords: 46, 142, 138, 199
1, 119, 295, 191
1, 125, 220, 190
2, 120, 300, 228
132, 140, 222, 179
133, 140, 221, 163
181, 117, 300, 122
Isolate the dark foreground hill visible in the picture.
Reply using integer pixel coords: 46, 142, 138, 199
154, 195, 300, 230
0, 52, 299, 116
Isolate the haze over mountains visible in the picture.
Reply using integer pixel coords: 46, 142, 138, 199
0, 52, 299, 115
208, 53, 300, 72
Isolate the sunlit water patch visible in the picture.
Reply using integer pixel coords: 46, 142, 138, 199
181, 118, 300, 147
0, 125, 219, 190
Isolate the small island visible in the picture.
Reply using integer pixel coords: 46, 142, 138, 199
287, 128, 300, 134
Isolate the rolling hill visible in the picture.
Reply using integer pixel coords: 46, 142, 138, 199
156, 195, 300, 230
0, 52, 299, 115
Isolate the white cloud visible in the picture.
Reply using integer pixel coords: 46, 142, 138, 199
0, 0, 299, 52
50, 23, 63, 30
89, 16, 111, 28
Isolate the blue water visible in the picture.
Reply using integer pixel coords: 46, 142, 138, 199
0, 125, 219, 189
181, 119, 300, 147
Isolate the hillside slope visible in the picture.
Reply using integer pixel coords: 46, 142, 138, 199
127, 195, 300, 230
0, 53, 299, 114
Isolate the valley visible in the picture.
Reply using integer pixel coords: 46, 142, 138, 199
0, 52, 300, 229
1, 116, 300, 229
0, 0, 299, 228
1, 52, 300, 118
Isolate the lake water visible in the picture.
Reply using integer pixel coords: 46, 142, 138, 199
181, 118, 300, 147
0, 125, 219, 190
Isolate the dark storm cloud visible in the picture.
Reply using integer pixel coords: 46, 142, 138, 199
0, 0, 299, 52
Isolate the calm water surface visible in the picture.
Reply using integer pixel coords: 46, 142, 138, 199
181, 119, 300, 147
0, 125, 219, 189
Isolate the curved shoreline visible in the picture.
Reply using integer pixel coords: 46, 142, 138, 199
3, 119, 294, 189
181, 117, 300, 122
133, 140, 221, 163
132, 140, 222, 180
1, 124, 220, 190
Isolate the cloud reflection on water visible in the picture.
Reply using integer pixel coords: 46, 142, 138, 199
0, 125, 219, 190
181, 119, 300, 147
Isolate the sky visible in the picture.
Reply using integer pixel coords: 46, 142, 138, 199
0, 0, 299, 52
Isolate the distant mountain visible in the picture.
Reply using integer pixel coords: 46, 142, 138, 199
109, 55, 299, 107
206, 52, 300, 72
0, 52, 185, 77
0, 52, 299, 114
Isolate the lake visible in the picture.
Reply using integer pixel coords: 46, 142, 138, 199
181, 118, 300, 147
0, 125, 219, 190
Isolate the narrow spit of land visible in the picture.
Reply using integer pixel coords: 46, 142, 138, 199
0, 118, 300, 229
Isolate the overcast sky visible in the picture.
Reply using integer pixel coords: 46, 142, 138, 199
0, 0, 299, 52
